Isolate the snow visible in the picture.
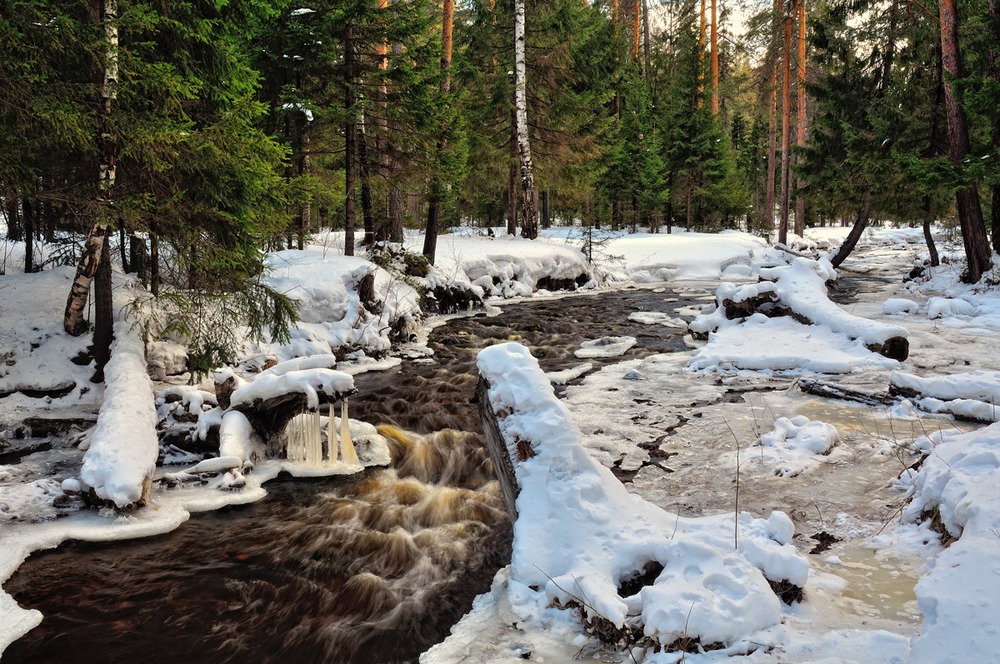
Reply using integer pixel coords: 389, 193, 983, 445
475, 342, 807, 651
6, 222, 1000, 663
259, 249, 421, 363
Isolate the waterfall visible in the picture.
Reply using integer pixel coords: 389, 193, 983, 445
340, 399, 360, 465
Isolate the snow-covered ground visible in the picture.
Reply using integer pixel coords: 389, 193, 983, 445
3, 222, 1000, 662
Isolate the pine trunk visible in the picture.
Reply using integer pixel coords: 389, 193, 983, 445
698, 0, 706, 106
359, 122, 376, 246
923, 196, 941, 267
642, 0, 651, 78
514, 0, 539, 239
23, 196, 34, 274
830, 197, 872, 268
778, 8, 793, 245
989, 0, 1000, 253
938, 0, 991, 282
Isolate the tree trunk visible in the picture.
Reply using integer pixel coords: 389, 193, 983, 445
390, 186, 405, 243
793, 0, 807, 235
938, 0, 991, 283
422, 0, 455, 263
514, 0, 539, 239
22, 196, 34, 274
632, 0, 641, 60
778, 7, 793, 245
344, 23, 357, 257
698, 0, 706, 106
359, 121, 376, 246
65, 0, 118, 336
298, 128, 310, 250
642, 0, 651, 79
507, 115, 517, 235
989, 0, 1000, 253
829, 197, 872, 268
764, 0, 780, 236
923, 196, 940, 267
150, 233, 160, 296
710, 0, 719, 116
92, 232, 114, 382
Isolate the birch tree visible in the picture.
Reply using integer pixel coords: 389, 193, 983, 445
514, 0, 539, 239
64, 0, 118, 354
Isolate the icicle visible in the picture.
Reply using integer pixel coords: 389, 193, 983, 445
340, 399, 359, 465
307, 408, 322, 465
326, 405, 336, 463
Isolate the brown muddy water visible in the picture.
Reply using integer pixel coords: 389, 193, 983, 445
4, 287, 702, 664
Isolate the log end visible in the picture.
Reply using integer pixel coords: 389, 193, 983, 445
868, 336, 909, 362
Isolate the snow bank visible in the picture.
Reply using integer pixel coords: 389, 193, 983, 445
420, 234, 592, 299
890, 370, 1000, 422
603, 231, 766, 282
896, 424, 1000, 663
476, 342, 807, 654
77, 322, 159, 508
261, 250, 420, 361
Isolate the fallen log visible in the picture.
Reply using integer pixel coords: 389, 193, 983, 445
797, 378, 896, 407
475, 377, 520, 520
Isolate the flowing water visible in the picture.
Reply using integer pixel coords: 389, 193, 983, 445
4, 288, 705, 664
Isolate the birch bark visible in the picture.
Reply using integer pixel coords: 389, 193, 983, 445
514, 0, 538, 239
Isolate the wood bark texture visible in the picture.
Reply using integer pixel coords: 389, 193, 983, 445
514, 0, 539, 239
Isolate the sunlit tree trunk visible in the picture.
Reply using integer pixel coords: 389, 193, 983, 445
989, 0, 1000, 253
778, 5, 793, 245
710, 0, 719, 115
514, 0, 538, 239
764, 0, 779, 235
938, 0, 991, 282
793, 0, 806, 235
698, 0, 706, 106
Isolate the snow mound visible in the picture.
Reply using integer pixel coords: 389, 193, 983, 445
753, 415, 840, 477
627, 311, 687, 328
896, 423, 1000, 663
883, 298, 920, 315
476, 343, 808, 654
229, 367, 355, 411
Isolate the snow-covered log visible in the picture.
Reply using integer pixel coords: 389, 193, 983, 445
691, 257, 909, 360
476, 342, 808, 653
229, 368, 356, 440
78, 322, 158, 509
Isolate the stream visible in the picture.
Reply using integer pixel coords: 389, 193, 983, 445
3, 287, 707, 664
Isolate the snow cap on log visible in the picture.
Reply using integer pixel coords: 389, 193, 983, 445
79, 322, 158, 509
230, 368, 355, 412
